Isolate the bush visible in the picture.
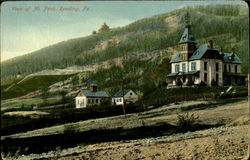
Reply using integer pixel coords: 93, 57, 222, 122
176, 78, 182, 87
177, 112, 199, 131
198, 81, 206, 87
63, 123, 80, 135
211, 79, 217, 86
186, 77, 194, 86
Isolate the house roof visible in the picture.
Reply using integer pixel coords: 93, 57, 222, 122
81, 90, 110, 98
113, 89, 131, 98
170, 52, 181, 63
90, 83, 98, 87
189, 44, 213, 61
178, 26, 197, 44
170, 44, 242, 64
166, 72, 178, 77
222, 53, 242, 64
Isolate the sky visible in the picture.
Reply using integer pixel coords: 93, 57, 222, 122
1, 1, 247, 62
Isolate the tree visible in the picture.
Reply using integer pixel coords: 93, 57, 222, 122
92, 30, 97, 34
98, 22, 110, 33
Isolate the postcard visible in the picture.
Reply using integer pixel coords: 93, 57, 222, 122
1, 1, 249, 159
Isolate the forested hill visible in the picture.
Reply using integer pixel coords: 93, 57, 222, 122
1, 5, 248, 79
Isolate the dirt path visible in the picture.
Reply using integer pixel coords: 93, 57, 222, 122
10, 124, 248, 160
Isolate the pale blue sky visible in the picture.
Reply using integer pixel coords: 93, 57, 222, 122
1, 1, 247, 61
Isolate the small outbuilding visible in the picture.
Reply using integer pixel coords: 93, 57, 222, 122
112, 89, 138, 106
75, 83, 110, 108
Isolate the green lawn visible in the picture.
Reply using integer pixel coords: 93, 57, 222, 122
1, 75, 73, 100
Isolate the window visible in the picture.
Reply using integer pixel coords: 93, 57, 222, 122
96, 99, 98, 103
183, 54, 186, 60
216, 74, 219, 82
229, 65, 231, 72
88, 99, 90, 103
119, 98, 122, 102
130, 92, 133, 95
182, 45, 186, 51
175, 64, 180, 72
204, 73, 207, 82
224, 64, 227, 72
204, 62, 207, 71
183, 36, 186, 41
191, 62, 196, 71
182, 63, 186, 72
92, 99, 94, 103
235, 65, 238, 73
216, 63, 219, 72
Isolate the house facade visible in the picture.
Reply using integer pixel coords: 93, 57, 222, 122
167, 24, 245, 88
75, 83, 110, 108
112, 89, 138, 106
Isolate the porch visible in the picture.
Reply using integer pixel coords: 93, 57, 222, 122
223, 73, 246, 86
166, 71, 200, 88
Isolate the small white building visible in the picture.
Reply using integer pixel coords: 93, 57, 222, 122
112, 89, 138, 106
75, 83, 110, 108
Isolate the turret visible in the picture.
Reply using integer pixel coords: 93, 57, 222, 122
178, 12, 197, 61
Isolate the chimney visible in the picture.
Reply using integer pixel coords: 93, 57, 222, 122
89, 83, 97, 92
231, 48, 235, 54
208, 40, 213, 48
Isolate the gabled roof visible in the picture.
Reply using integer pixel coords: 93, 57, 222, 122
81, 90, 110, 98
170, 52, 181, 63
222, 53, 242, 64
178, 26, 197, 44
170, 44, 242, 64
113, 89, 131, 98
189, 44, 217, 61
170, 44, 215, 63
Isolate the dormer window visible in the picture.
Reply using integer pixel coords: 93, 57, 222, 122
183, 35, 186, 40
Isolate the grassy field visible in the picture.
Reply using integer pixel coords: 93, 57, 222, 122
1, 98, 247, 157
1, 96, 62, 112
1, 74, 73, 100
3, 97, 247, 139
1, 76, 23, 91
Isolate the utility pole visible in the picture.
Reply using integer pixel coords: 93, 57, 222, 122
121, 56, 127, 117
122, 83, 126, 117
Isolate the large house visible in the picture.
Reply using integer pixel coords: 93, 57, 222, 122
166, 24, 245, 87
75, 83, 110, 108
112, 89, 138, 106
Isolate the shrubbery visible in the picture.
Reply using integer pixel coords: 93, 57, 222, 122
177, 112, 199, 131
63, 123, 80, 135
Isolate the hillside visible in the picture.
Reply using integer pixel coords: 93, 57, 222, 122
1, 5, 249, 159
1, 5, 248, 80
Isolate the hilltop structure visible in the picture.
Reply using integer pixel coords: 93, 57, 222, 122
75, 83, 110, 108
166, 15, 245, 88
112, 89, 138, 106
